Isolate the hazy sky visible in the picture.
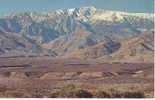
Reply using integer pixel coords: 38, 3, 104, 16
0, 0, 154, 15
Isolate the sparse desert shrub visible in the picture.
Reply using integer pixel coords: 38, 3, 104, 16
0, 92, 7, 98
2, 72, 11, 77
93, 88, 145, 98
4, 89, 28, 98
0, 84, 7, 92
62, 84, 76, 91
93, 91, 111, 98
31, 89, 44, 98
75, 90, 93, 98
50, 89, 93, 98
76, 71, 82, 75
50, 84, 78, 98
123, 91, 145, 98
109, 90, 123, 98
50, 84, 93, 98
30, 88, 49, 98
107, 89, 145, 98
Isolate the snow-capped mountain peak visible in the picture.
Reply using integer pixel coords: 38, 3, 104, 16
0, 7, 154, 59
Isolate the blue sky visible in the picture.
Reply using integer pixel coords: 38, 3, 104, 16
0, 0, 154, 15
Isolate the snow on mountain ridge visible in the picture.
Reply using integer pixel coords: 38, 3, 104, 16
90, 8, 154, 22
3, 6, 154, 22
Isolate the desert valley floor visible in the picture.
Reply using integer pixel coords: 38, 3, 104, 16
0, 57, 154, 98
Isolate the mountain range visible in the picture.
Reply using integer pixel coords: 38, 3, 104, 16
0, 6, 154, 62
